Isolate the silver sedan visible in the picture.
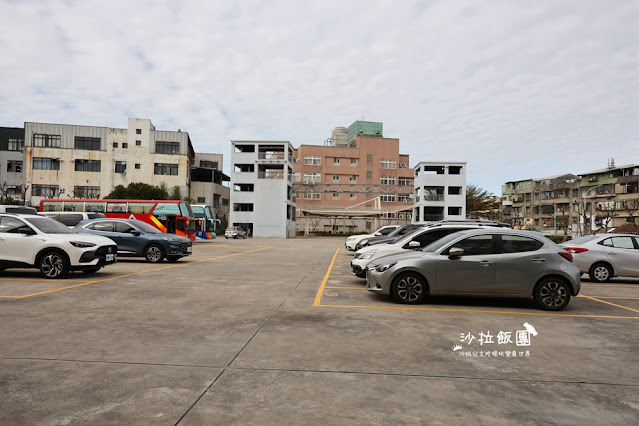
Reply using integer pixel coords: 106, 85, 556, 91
366, 228, 581, 311
560, 233, 639, 282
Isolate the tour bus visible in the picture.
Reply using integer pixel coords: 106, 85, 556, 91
39, 199, 196, 241
190, 204, 220, 240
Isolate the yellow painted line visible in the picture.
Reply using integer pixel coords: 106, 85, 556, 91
579, 295, 639, 314
582, 283, 639, 288
0, 246, 273, 299
313, 248, 340, 306
578, 296, 639, 300
316, 304, 639, 319
325, 286, 367, 290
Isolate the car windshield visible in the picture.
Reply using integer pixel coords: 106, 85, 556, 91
566, 235, 599, 245
422, 232, 464, 252
191, 206, 206, 218
23, 216, 75, 234
132, 221, 164, 234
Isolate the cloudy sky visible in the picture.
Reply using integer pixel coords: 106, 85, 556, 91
1, 0, 637, 194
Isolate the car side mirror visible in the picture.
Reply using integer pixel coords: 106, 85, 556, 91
374, 232, 382, 236
407, 241, 420, 249
132, 230, 141, 236
19, 226, 36, 236
448, 247, 464, 258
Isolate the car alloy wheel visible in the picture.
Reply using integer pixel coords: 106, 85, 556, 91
144, 244, 164, 263
392, 273, 427, 304
534, 278, 570, 311
39, 251, 69, 279
589, 263, 612, 283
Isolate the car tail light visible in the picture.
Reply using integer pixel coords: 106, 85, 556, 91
563, 247, 588, 254
558, 251, 573, 262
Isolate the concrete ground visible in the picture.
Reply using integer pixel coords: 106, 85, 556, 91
1, 237, 638, 425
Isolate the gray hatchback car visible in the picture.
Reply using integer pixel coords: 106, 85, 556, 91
366, 228, 581, 311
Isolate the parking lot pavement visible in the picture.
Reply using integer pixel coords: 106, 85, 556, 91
1, 238, 638, 424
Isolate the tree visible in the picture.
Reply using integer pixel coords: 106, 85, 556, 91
170, 186, 182, 200
104, 182, 169, 200
466, 184, 497, 219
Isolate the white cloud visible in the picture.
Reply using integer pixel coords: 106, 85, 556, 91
1, 0, 637, 194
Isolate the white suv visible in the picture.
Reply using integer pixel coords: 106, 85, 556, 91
0, 214, 118, 278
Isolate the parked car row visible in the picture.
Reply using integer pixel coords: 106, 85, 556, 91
346, 221, 586, 311
0, 213, 193, 279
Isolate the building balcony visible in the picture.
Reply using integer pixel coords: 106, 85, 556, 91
258, 171, 284, 179
423, 194, 445, 202
424, 214, 445, 221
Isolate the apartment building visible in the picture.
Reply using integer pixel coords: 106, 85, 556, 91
412, 161, 467, 222
191, 153, 230, 228
230, 140, 296, 238
502, 174, 580, 231
0, 127, 26, 202
293, 122, 414, 233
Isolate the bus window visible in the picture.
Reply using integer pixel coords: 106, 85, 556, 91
85, 202, 106, 213
128, 202, 154, 214
106, 202, 127, 213
41, 201, 63, 212
179, 202, 193, 217
154, 202, 180, 216
63, 201, 85, 212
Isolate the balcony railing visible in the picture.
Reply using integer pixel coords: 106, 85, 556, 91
423, 194, 445, 202
258, 171, 284, 179
423, 214, 445, 221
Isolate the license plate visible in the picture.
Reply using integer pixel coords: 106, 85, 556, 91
106, 254, 115, 262
187, 247, 192, 253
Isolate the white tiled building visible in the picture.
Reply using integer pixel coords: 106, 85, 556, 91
230, 140, 296, 238
412, 161, 467, 222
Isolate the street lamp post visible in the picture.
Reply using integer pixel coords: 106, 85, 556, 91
583, 185, 602, 235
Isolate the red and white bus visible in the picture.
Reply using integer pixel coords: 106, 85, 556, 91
39, 199, 196, 241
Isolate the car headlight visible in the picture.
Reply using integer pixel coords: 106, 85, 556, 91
162, 237, 180, 242
70, 241, 96, 248
360, 250, 377, 260
375, 262, 397, 273
346, 237, 355, 242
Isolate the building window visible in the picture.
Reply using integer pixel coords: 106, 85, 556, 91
74, 136, 101, 150
304, 155, 321, 165
33, 157, 60, 170
115, 161, 126, 173
122, 143, 128, 148
380, 194, 396, 202
350, 193, 357, 199
154, 163, 178, 175
399, 163, 408, 169
381, 160, 397, 169
303, 192, 321, 200
332, 192, 340, 199
156, 141, 180, 154
136, 129, 142, 134
449, 166, 463, 175
234, 184, 254, 192
448, 186, 462, 195
380, 176, 396, 185
32, 184, 60, 197
448, 206, 462, 215
350, 175, 357, 182
366, 171, 372, 179
7, 160, 22, 173
74, 186, 100, 198
222, 198, 229, 206
33, 134, 61, 148
333, 157, 340, 165
113, 143, 119, 148
292, 172, 301, 182
233, 203, 254, 212
135, 163, 141, 169
399, 177, 413, 186
200, 160, 218, 169
333, 175, 340, 182
399, 195, 411, 203
75, 159, 101, 172
303, 173, 321, 183
367, 154, 373, 162
8, 138, 24, 151
350, 158, 358, 166
136, 140, 141, 146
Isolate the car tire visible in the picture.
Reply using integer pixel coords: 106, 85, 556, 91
243, 233, 247, 239
534, 277, 571, 311
391, 272, 428, 304
82, 267, 101, 274
225, 237, 228, 239
589, 262, 613, 283
144, 244, 165, 263
38, 250, 69, 279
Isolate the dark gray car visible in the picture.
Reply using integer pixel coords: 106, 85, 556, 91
366, 228, 581, 311
74, 218, 192, 263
